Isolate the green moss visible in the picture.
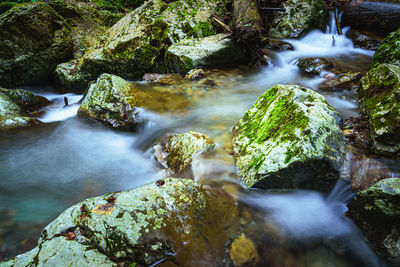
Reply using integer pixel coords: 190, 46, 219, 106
373, 27, 400, 67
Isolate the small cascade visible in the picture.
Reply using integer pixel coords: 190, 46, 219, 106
38, 93, 83, 123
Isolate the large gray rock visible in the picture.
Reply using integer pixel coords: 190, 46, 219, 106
72, 0, 230, 89
0, 2, 73, 87
2, 178, 240, 266
349, 178, 400, 260
78, 73, 141, 130
166, 34, 246, 73
357, 63, 400, 156
268, 0, 327, 39
0, 92, 39, 130
232, 84, 346, 191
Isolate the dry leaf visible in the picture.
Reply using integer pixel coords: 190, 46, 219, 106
65, 232, 76, 240
90, 197, 117, 217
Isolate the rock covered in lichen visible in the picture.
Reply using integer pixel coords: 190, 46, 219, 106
166, 34, 246, 73
357, 63, 400, 155
372, 27, 400, 68
229, 234, 260, 266
348, 178, 400, 259
0, 2, 73, 87
4, 178, 240, 266
78, 73, 141, 130
232, 84, 346, 191
0, 92, 39, 130
76, 0, 229, 82
268, 0, 327, 38
154, 131, 216, 177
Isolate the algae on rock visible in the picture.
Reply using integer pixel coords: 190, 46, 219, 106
232, 84, 346, 191
78, 73, 141, 130
358, 63, 400, 155
372, 27, 400, 68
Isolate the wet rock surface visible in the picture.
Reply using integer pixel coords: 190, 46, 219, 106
0, 88, 50, 112
297, 57, 333, 75
357, 63, 400, 156
78, 73, 141, 130
373, 27, 400, 68
232, 84, 346, 191
349, 178, 400, 261
268, 0, 327, 38
345, 29, 382, 51
154, 131, 216, 178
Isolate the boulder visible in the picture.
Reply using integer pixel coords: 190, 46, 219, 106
268, 0, 327, 39
74, 0, 229, 86
78, 73, 140, 130
372, 27, 400, 68
166, 34, 246, 73
0, 92, 39, 130
232, 84, 346, 191
357, 63, 400, 155
348, 178, 400, 260
345, 29, 381, 51
2, 178, 240, 266
154, 131, 216, 177
54, 60, 94, 93
0, 88, 50, 111
0, 2, 73, 87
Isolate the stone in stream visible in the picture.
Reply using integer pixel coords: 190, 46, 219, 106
318, 72, 362, 91
0, 88, 51, 112
232, 84, 346, 191
1, 178, 241, 266
372, 27, 400, 68
357, 63, 400, 156
268, 0, 328, 39
345, 29, 382, 51
348, 177, 400, 260
154, 131, 216, 178
78, 73, 141, 130
165, 34, 247, 73
0, 92, 40, 131
297, 57, 333, 75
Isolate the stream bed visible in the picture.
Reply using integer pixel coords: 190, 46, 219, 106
1, 18, 400, 266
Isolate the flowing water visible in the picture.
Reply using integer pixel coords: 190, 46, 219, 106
1, 14, 399, 265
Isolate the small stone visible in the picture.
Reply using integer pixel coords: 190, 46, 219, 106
230, 234, 259, 266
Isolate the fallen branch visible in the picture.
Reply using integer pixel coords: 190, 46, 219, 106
213, 16, 232, 34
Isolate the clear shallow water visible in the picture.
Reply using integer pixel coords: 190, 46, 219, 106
0, 15, 398, 265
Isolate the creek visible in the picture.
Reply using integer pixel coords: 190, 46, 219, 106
0, 14, 399, 266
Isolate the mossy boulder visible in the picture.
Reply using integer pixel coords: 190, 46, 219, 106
0, 2, 73, 87
78, 73, 141, 130
75, 0, 229, 86
3, 178, 240, 266
166, 34, 246, 73
154, 131, 216, 177
269, 0, 328, 39
357, 63, 400, 155
0, 92, 39, 130
232, 84, 346, 191
348, 178, 400, 259
0, 88, 50, 112
373, 27, 400, 68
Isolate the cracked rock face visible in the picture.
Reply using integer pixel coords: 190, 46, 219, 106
232, 84, 346, 191
2, 178, 239, 267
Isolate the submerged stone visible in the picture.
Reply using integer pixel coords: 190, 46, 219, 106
166, 34, 246, 73
0, 92, 39, 130
232, 84, 346, 191
357, 63, 400, 155
297, 57, 333, 75
154, 131, 216, 177
78, 73, 141, 130
349, 178, 400, 259
4, 178, 240, 266
268, 0, 327, 39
